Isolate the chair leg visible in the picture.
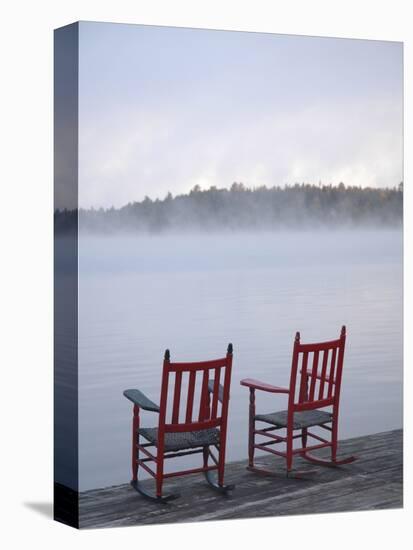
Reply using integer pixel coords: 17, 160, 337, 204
329, 418, 356, 465
301, 427, 308, 450
286, 427, 293, 474
156, 453, 164, 498
203, 446, 209, 469
248, 388, 256, 468
331, 418, 338, 462
130, 439, 180, 503
132, 405, 139, 482
204, 445, 234, 494
131, 446, 180, 503
246, 425, 316, 479
132, 439, 138, 482
285, 427, 321, 478
218, 442, 226, 487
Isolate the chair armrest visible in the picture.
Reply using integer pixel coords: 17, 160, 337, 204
208, 380, 224, 403
300, 369, 335, 384
240, 378, 289, 394
123, 389, 160, 412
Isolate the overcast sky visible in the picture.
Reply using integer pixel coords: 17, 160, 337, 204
78, 22, 403, 209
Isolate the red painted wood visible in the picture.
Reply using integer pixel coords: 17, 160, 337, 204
318, 349, 330, 399
292, 441, 331, 455
302, 368, 333, 383
138, 444, 157, 461
331, 326, 347, 461
254, 444, 287, 458
254, 429, 286, 442
128, 345, 233, 498
248, 388, 255, 467
217, 348, 233, 485
163, 465, 218, 479
169, 358, 227, 372
132, 405, 139, 481
185, 370, 196, 423
171, 371, 182, 424
208, 448, 219, 466
138, 460, 156, 478
297, 338, 342, 352
308, 350, 319, 401
298, 351, 309, 403
211, 367, 221, 419
327, 347, 337, 398
241, 326, 351, 475
294, 397, 334, 411
198, 369, 210, 421
240, 378, 289, 393
305, 430, 329, 444
164, 418, 221, 432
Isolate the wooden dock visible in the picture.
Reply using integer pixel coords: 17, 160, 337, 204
79, 429, 402, 529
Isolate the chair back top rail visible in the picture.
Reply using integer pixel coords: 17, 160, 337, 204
297, 338, 342, 353
168, 357, 229, 372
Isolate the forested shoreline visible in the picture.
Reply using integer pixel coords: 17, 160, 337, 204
55, 182, 403, 234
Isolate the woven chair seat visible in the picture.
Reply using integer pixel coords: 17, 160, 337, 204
255, 409, 332, 429
138, 427, 220, 452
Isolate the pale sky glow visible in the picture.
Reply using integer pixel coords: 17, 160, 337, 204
78, 22, 403, 208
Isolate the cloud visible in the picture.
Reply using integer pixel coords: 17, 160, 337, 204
77, 24, 403, 208
79, 94, 402, 208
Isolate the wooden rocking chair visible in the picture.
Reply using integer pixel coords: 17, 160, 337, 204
123, 344, 234, 502
241, 326, 356, 477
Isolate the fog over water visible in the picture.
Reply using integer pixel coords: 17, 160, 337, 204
73, 228, 403, 490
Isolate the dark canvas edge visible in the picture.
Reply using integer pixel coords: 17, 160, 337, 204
53, 22, 79, 529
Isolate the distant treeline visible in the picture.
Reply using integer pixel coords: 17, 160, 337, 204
55, 182, 403, 234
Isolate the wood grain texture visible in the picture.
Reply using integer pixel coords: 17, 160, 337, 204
79, 429, 402, 529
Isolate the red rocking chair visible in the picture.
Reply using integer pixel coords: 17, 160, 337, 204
123, 344, 234, 502
241, 326, 356, 477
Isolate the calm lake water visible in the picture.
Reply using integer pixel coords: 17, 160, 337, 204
77, 229, 402, 491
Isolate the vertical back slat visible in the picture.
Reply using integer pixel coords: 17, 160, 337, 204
298, 352, 309, 402
327, 347, 337, 398
211, 367, 221, 419
198, 369, 210, 421
158, 361, 170, 427
318, 349, 329, 400
171, 370, 182, 424
185, 371, 196, 423
308, 351, 319, 401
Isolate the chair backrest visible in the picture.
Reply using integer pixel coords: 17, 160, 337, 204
288, 326, 347, 413
157, 344, 233, 436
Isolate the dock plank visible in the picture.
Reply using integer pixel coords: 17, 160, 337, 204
79, 429, 402, 529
